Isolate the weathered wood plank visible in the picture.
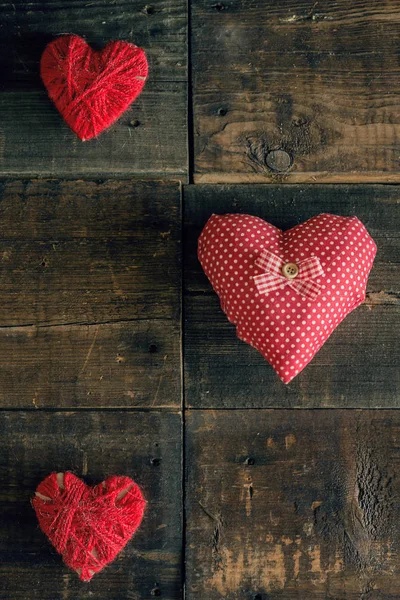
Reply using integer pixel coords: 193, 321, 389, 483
0, 179, 181, 324
0, 320, 180, 408
184, 184, 399, 407
192, 0, 400, 183
0, 410, 182, 600
0, 1, 187, 177
186, 410, 400, 599
0, 179, 181, 408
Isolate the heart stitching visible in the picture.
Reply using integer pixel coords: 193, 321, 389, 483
41, 35, 148, 141
32, 472, 146, 581
198, 213, 377, 384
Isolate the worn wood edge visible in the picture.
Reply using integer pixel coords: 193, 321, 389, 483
183, 181, 400, 195
186, 289, 400, 306
194, 172, 400, 184
0, 409, 182, 414
185, 407, 398, 415
0, 171, 188, 182
0, 176, 183, 183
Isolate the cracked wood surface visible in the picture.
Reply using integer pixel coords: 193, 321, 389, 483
0, 1, 187, 177
186, 410, 400, 599
192, 0, 400, 183
0, 179, 181, 408
184, 184, 400, 407
0, 411, 182, 600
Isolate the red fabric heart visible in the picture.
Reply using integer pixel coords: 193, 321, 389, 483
198, 213, 377, 384
41, 35, 148, 140
32, 472, 146, 581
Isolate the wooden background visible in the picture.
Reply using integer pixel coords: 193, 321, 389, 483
0, 1, 399, 599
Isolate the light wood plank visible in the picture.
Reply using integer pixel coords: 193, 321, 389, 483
192, 0, 400, 183
186, 410, 400, 599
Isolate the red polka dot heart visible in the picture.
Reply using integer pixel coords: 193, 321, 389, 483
198, 213, 377, 383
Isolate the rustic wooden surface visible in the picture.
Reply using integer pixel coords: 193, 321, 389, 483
0, 2, 399, 598
0, 179, 181, 408
192, 0, 400, 183
184, 184, 399, 408
0, 410, 182, 600
0, 1, 187, 178
186, 410, 400, 600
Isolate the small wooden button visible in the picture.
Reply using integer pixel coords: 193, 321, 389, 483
282, 262, 299, 279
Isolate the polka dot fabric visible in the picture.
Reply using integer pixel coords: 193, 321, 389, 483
198, 213, 377, 384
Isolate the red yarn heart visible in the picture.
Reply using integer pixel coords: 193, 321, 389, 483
41, 35, 148, 140
198, 213, 377, 383
32, 472, 146, 581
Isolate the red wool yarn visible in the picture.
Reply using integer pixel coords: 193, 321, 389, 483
198, 213, 377, 383
32, 472, 146, 581
41, 35, 148, 140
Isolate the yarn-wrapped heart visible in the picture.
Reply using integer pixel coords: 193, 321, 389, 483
198, 213, 377, 383
32, 472, 146, 581
41, 35, 148, 140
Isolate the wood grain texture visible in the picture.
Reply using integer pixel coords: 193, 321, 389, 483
0, 410, 182, 600
186, 410, 400, 600
0, 1, 187, 177
0, 321, 180, 409
184, 184, 399, 408
0, 179, 181, 408
192, 0, 400, 183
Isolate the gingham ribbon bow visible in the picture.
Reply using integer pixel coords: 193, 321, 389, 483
253, 249, 324, 300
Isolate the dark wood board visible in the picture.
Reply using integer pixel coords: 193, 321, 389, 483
184, 184, 399, 408
191, 0, 400, 183
0, 1, 187, 178
0, 179, 181, 408
0, 410, 182, 600
186, 409, 400, 600
0, 320, 180, 409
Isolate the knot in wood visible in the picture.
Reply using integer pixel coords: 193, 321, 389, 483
266, 149, 292, 172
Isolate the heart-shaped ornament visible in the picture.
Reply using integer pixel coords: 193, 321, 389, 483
198, 213, 377, 383
32, 472, 146, 581
41, 35, 148, 140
